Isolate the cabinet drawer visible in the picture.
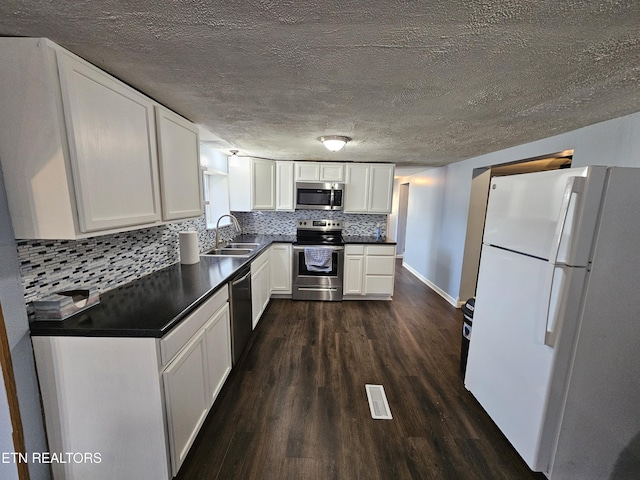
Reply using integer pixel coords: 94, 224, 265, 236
364, 275, 395, 295
365, 256, 395, 275
160, 287, 229, 366
365, 245, 396, 256
345, 244, 364, 255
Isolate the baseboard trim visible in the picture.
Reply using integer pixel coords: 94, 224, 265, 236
270, 293, 292, 299
402, 263, 459, 308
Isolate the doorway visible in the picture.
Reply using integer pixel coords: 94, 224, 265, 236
396, 183, 410, 257
458, 151, 573, 304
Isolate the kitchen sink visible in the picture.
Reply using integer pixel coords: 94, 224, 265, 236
201, 242, 260, 257
226, 243, 260, 249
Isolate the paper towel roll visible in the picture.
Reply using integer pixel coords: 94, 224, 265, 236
179, 231, 200, 264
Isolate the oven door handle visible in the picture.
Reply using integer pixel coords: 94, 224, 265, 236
296, 287, 340, 292
293, 245, 344, 251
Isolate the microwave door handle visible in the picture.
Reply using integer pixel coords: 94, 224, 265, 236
329, 188, 335, 209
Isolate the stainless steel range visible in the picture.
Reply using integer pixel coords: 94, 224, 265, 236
292, 219, 344, 301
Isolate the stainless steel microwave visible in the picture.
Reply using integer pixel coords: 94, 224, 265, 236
295, 182, 344, 210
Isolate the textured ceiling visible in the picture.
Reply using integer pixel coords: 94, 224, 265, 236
1, 1, 639, 166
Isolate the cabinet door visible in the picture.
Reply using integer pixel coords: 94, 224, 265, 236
275, 161, 295, 211
320, 163, 345, 182
251, 263, 265, 329
204, 304, 232, 406
295, 162, 320, 181
57, 52, 162, 232
251, 256, 271, 328
251, 158, 276, 210
260, 260, 271, 313
162, 330, 209, 476
368, 164, 395, 213
345, 164, 370, 213
269, 243, 292, 294
155, 106, 203, 220
228, 155, 251, 212
344, 255, 364, 295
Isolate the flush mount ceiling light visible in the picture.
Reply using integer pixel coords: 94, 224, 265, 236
320, 135, 351, 152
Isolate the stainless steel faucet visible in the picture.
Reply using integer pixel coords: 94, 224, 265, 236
215, 214, 241, 249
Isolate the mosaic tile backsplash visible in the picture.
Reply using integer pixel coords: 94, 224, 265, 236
18, 210, 386, 303
233, 210, 386, 236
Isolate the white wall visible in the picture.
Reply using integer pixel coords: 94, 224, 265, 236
0, 164, 50, 479
0, 364, 18, 480
402, 111, 640, 306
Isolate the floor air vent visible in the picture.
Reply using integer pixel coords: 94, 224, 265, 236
365, 384, 393, 420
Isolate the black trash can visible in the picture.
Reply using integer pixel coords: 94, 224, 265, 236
459, 297, 475, 377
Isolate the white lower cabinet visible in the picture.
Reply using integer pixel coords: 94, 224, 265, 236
344, 244, 396, 298
163, 297, 232, 477
251, 250, 271, 328
163, 329, 210, 476
269, 243, 293, 294
32, 287, 232, 480
204, 303, 232, 405
344, 245, 365, 295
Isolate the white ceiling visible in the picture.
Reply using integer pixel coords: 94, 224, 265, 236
1, 1, 639, 166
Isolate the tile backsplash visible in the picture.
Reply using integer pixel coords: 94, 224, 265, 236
17, 210, 386, 303
234, 210, 386, 236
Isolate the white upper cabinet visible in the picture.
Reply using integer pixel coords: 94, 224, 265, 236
0, 38, 202, 239
320, 163, 346, 182
344, 163, 395, 214
344, 164, 371, 212
252, 158, 276, 210
294, 162, 345, 182
57, 51, 162, 232
155, 106, 203, 221
228, 156, 275, 211
275, 161, 295, 211
295, 162, 320, 182
368, 164, 395, 213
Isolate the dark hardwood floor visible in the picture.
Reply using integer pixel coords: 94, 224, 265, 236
176, 260, 547, 480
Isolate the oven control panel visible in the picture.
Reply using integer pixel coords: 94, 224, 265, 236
296, 219, 342, 230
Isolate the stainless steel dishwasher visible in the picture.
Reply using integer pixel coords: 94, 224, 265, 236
229, 264, 252, 366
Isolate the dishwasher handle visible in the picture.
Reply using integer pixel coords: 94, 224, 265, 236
231, 270, 251, 286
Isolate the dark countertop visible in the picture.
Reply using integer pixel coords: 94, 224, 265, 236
29, 235, 295, 338
28, 233, 393, 338
342, 235, 397, 245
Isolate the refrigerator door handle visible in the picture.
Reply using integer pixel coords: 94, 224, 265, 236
544, 264, 571, 347
549, 176, 585, 264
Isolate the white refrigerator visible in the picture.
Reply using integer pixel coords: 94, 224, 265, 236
465, 166, 640, 479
